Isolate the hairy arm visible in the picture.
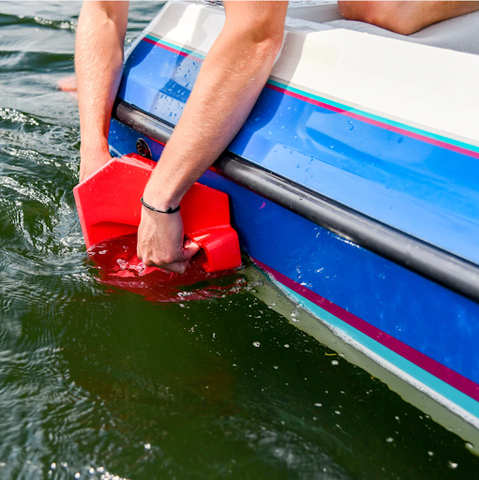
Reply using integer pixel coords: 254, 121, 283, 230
75, 1, 129, 182
137, 1, 288, 273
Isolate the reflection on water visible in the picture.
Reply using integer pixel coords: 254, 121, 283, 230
88, 234, 246, 303
1, 2, 479, 479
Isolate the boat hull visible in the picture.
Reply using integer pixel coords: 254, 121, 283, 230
107, 0, 479, 446
109, 119, 479, 443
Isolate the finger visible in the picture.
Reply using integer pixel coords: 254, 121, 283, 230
163, 260, 190, 274
182, 240, 201, 260
57, 75, 77, 92
139, 256, 187, 274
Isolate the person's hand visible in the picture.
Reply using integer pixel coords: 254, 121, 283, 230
57, 75, 77, 92
136, 206, 200, 274
79, 147, 112, 183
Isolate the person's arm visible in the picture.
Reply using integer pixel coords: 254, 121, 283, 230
137, 1, 288, 273
75, 1, 129, 182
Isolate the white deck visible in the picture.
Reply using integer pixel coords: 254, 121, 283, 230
147, 1, 479, 149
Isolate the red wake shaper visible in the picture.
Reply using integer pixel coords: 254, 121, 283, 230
73, 154, 241, 273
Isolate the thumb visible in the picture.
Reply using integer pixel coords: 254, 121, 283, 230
182, 240, 201, 260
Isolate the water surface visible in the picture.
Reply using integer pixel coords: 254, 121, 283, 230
0, 2, 478, 479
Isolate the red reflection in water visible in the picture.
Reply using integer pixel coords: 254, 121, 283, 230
88, 234, 244, 303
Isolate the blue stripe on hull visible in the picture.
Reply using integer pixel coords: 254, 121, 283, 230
280, 283, 479, 418
119, 40, 479, 266
109, 121, 479, 419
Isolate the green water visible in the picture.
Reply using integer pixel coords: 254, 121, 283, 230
1, 2, 479, 479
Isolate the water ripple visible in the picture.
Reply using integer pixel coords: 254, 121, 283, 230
0, 13, 76, 32
0, 107, 40, 127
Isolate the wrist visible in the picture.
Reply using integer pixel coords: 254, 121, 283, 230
140, 197, 180, 214
142, 181, 183, 212
79, 139, 112, 183
80, 137, 110, 158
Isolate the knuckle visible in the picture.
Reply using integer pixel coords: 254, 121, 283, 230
155, 258, 165, 267
162, 253, 176, 265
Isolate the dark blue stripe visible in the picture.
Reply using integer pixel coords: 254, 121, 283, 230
119, 41, 479, 266
109, 118, 479, 392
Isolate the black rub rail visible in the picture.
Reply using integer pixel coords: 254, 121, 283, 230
113, 99, 479, 304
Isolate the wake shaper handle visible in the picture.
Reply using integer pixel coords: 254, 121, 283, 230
73, 154, 241, 273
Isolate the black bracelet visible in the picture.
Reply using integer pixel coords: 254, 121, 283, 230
140, 197, 180, 214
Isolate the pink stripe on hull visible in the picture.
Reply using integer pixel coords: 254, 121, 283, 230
140, 39, 479, 159
267, 83, 346, 115
253, 258, 479, 403
142, 37, 202, 61
267, 84, 479, 160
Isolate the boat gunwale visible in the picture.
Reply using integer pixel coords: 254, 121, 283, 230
112, 99, 479, 305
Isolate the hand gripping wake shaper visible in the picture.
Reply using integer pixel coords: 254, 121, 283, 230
73, 154, 241, 273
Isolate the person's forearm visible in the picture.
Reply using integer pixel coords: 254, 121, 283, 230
75, 1, 129, 172
143, 2, 287, 210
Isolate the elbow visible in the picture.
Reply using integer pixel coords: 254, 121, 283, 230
255, 31, 284, 61
223, 16, 284, 61
246, 20, 284, 51
240, 29, 284, 68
